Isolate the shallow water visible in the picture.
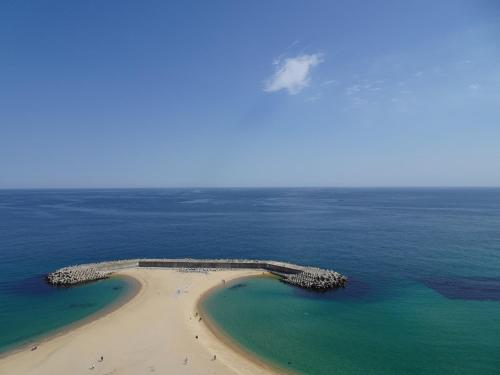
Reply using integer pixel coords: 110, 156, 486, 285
203, 276, 500, 374
1, 188, 499, 369
0, 276, 131, 353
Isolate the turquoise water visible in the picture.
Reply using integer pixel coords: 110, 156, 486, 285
0, 276, 133, 353
1, 188, 500, 369
203, 277, 500, 374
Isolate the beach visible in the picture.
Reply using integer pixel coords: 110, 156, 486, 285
0, 268, 278, 375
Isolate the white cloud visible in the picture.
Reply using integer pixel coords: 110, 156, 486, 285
264, 53, 323, 95
469, 83, 480, 90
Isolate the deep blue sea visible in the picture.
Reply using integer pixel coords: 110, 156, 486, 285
1, 188, 500, 373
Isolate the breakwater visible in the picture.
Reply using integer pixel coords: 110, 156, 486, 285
46, 266, 111, 285
47, 259, 347, 290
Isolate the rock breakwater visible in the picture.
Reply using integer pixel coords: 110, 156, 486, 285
46, 266, 111, 286
281, 268, 347, 290
47, 259, 347, 290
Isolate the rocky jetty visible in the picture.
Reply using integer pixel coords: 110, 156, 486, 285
47, 258, 347, 290
46, 266, 112, 286
281, 268, 347, 290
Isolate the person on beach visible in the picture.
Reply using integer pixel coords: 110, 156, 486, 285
98, 356, 103, 362
184, 357, 188, 365
213, 355, 217, 361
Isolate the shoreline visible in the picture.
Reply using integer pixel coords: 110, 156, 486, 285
0, 274, 142, 359
197, 275, 298, 375
0, 268, 284, 374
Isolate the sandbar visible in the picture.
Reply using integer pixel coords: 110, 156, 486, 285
0, 268, 280, 375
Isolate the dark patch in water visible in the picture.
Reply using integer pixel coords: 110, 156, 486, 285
422, 277, 500, 301
112, 286, 123, 291
2, 275, 59, 296
228, 283, 247, 290
69, 302, 96, 309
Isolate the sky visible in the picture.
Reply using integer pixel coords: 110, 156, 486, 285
1, 0, 500, 188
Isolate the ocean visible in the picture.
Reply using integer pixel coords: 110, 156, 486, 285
1, 188, 499, 373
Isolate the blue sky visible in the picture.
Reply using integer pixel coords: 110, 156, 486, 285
1, 1, 499, 188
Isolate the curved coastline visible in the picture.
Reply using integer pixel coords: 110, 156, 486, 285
0, 274, 141, 359
197, 275, 298, 375
0, 268, 286, 374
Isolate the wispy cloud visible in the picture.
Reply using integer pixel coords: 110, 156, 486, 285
264, 53, 323, 95
469, 83, 480, 90
322, 79, 339, 86
305, 94, 321, 103
346, 84, 361, 96
456, 59, 472, 65
345, 80, 383, 96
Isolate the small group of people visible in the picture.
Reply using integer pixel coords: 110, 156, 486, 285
192, 311, 202, 322
183, 354, 216, 365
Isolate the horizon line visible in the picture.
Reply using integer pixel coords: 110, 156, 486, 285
1, 186, 500, 190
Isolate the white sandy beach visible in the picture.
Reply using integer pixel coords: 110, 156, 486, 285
0, 268, 279, 375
